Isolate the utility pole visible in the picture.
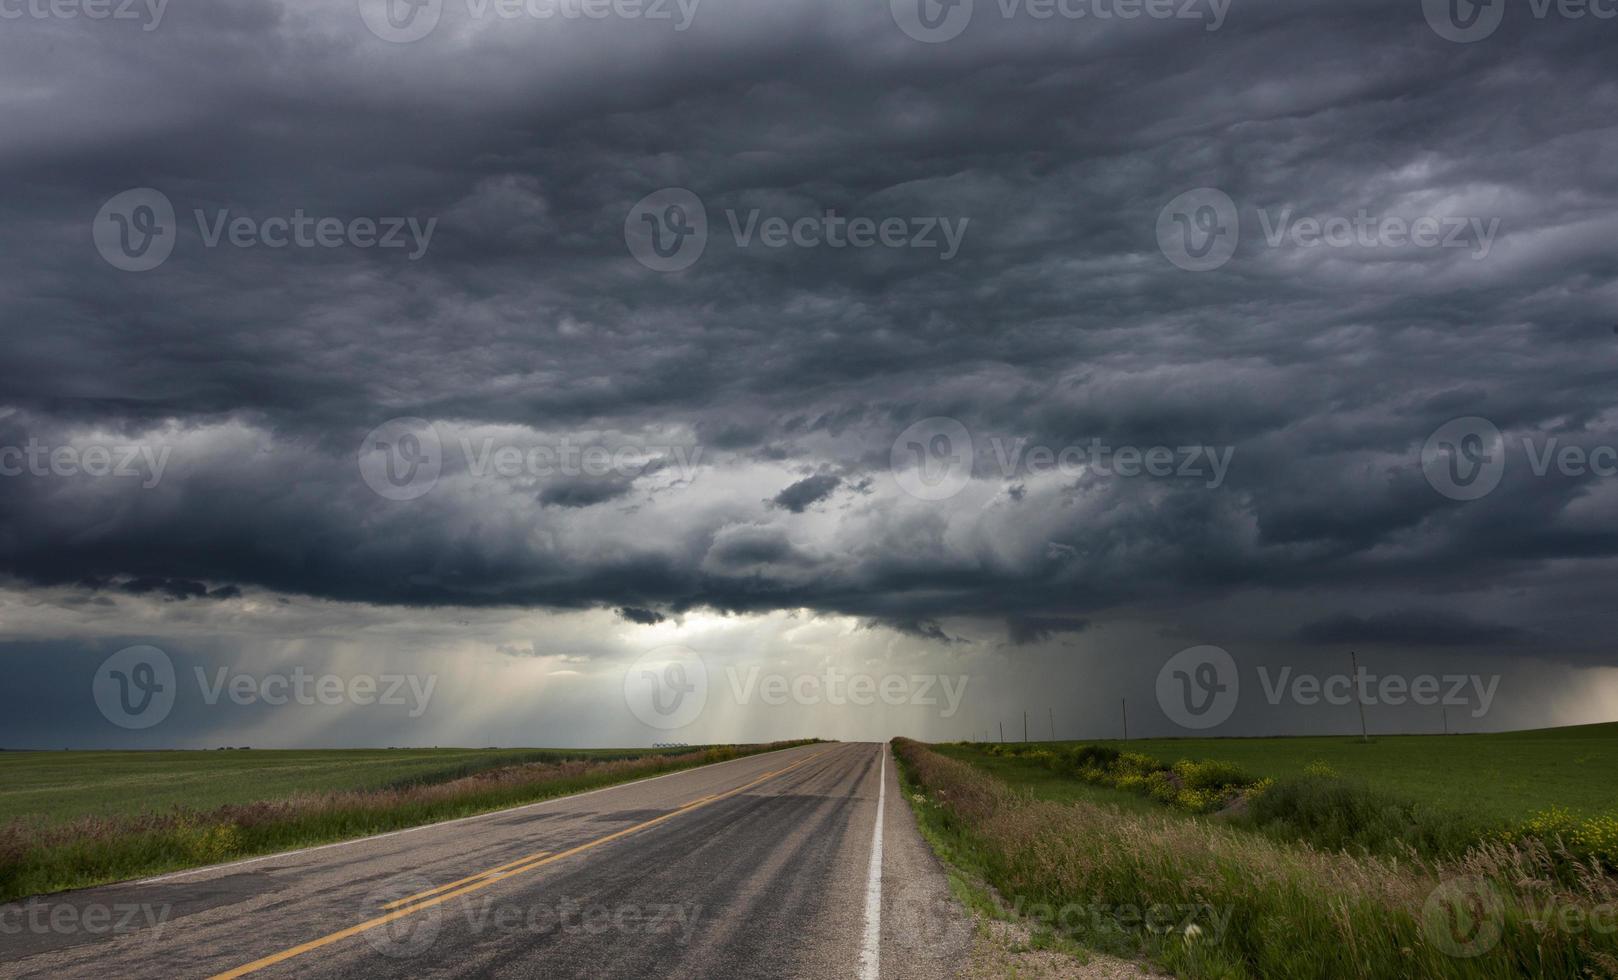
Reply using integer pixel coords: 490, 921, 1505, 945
1023, 711, 1028, 743
1351, 650, 1369, 743
1121, 698, 1129, 741
1442, 705, 1449, 735
999, 721, 1004, 743
1049, 708, 1056, 741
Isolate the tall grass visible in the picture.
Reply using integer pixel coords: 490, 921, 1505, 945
0, 741, 810, 902
1242, 773, 1488, 858
895, 739, 1618, 979
965, 741, 1593, 868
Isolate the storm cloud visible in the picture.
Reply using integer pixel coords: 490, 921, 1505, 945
1, 0, 1617, 746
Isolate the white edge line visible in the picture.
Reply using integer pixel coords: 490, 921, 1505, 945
132, 743, 817, 886
858, 743, 886, 980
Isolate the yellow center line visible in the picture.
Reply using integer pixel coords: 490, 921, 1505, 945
208, 747, 837, 980
380, 849, 554, 910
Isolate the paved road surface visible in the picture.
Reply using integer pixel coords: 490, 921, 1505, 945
1, 742, 973, 979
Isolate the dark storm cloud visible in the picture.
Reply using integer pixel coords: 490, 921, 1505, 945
1297, 610, 1527, 648
1007, 617, 1091, 647
539, 476, 636, 509
617, 606, 666, 626
874, 619, 962, 645
1, 0, 1616, 664
769, 474, 841, 513
117, 578, 241, 602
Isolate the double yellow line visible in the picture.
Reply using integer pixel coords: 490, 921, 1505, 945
209, 747, 835, 979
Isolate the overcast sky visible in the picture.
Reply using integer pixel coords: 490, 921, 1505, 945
2, 0, 1616, 749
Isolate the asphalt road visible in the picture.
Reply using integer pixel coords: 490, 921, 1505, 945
1, 742, 973, 979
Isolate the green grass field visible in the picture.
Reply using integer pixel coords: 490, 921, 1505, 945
949, 721, 1618, 824
0, 742, 810, 900
0, 747, 693, 827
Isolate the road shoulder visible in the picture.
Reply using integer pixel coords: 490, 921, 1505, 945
889, 743, 1166, 980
